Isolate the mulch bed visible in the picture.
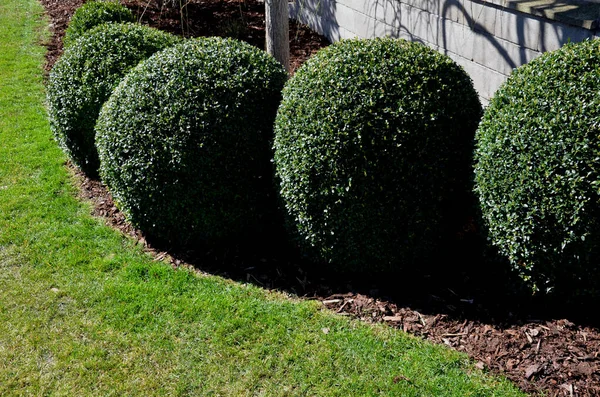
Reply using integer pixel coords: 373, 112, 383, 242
38, 0, 600, 395
41, 0, 328, 74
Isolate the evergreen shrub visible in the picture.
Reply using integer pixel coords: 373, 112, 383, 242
63, 0, 135, 47
46, 22, 180, 176
273, 37, 482, 273
96, 37, 288, 245
474, 38, 600, 297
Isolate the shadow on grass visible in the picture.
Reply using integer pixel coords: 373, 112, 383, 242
137, 197, 600, 330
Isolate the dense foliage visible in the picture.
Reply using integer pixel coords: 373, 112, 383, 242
46, 22, 180, 177
274, 37, 482, 273
474, 39, 600, 297
63, 0, 135, 47
96, 37, 288, 245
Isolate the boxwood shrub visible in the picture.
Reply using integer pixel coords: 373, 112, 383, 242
273, 37, 482, 273
95, 37, 288, 245
474, 38, 600, 298
46, 22, 180, 177
63, 0, 135, 47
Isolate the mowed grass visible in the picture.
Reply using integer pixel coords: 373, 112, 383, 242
0, 1, 526, 395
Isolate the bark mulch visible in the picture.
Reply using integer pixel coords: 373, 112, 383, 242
38, 0, 600, 395
41, 0, 328, 75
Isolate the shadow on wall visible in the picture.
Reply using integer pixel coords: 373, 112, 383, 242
290, 0, 340, 41
290, 0, 600, 101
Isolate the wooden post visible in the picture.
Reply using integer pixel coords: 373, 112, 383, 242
265, 0, 290, 72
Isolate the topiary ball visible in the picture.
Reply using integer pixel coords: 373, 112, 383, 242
474, 39, 600, 297
46, 22, 181, 177
95, 37, 288, 245
63, 0, 135, 47
273, 37, 482, 273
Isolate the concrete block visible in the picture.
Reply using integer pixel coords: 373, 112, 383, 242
401, 0, 442, 15
326, 22, 343, 41
354, 10, 394, 38
539, 21, 593, 52
373, 0, 403, 26
494, 8, 543, 50
437, 18, 476, 60
386, 21, 427, 43
379, 1, 406, 29
441, 0, 466, 24
438, 17, 541, 75
339, 26, 359, 39
445, 52, 509, 102
348, 0, 375, 15
455, 0, 498, 35
293, 5, 340, 42
483, 0, 509, 9
474, 32, 541, 74
379, 6, 441, 45
336, 3, 356, 33
398, 5, 440, 43
336, 0, 353, 9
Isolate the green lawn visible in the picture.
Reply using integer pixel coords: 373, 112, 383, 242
0, 0, 527, 395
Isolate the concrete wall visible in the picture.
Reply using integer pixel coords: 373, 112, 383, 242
290, 0, 600, 104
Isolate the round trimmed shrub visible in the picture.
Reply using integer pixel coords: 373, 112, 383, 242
273, 37, 482, 273
95, 37, 288, 245
474, 38, 600, 297
63, 0, 135, 47
46, 22, 181, 177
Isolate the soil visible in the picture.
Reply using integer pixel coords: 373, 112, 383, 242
41, 0, 329, 75
38, 0, 600, 395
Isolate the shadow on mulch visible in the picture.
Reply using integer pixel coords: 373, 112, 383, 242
39, 0, 600, 395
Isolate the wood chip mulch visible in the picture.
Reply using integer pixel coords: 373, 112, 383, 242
38, 0, 600, 395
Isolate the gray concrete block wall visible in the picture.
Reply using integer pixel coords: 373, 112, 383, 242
290, 0, 599, 104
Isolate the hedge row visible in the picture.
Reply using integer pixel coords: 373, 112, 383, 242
48, 0, 600, 301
